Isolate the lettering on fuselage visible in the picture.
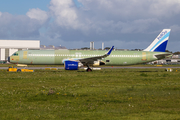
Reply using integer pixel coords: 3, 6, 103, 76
68, 64, 77, 67
157, 31, 167, 40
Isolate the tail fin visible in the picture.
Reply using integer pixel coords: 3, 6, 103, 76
143, 29, 171, 52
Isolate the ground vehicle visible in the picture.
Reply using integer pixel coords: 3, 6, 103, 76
7, 66, 34, 72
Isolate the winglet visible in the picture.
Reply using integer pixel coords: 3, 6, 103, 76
106, 46, 114, 55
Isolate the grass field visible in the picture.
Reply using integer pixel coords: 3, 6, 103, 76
0, 68, 180, 119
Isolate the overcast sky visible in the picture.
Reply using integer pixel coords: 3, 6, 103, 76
0, 0, 180, 52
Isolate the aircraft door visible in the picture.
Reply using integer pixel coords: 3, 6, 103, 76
23, 51, 27, 59
142, 52, 147, 61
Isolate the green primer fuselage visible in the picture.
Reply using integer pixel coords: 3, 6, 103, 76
10, 49, 169, 66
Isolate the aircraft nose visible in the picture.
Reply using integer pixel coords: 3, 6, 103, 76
8, 57, 10, 62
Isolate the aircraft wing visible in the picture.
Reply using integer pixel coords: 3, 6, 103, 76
78, 46, 114, 66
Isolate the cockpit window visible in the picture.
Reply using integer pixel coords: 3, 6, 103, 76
12, 52, 18, 56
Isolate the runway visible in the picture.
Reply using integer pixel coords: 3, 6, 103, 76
1, 66, 180, 70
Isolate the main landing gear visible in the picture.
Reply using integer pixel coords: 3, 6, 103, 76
86, 65, 92, 72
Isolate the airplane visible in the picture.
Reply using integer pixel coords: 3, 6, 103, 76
8, 29, 172, 71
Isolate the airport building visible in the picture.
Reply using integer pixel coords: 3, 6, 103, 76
148, 54, 180, 65
0, 40, 40, 61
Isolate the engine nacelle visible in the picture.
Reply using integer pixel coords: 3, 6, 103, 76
64, 61, 84, 70
64, 61, 79, 70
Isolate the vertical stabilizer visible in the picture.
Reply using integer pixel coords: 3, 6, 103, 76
143, 29, 171, 52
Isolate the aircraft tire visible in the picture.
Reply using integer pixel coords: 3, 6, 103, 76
86, 68, 92, 72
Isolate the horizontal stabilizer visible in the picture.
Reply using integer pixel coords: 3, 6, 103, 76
155, 53, 172, 60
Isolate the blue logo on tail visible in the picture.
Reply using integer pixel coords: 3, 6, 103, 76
157, 31, 168, 40
150, 31, 170, 52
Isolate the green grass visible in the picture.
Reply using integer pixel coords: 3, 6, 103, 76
0, 68, 180, 119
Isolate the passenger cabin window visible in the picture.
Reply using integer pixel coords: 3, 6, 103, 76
12, 53, 18, 56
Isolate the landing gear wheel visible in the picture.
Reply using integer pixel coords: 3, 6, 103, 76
86, 68, 92, 72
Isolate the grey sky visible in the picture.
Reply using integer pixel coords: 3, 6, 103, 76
0, 0, 180, 52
